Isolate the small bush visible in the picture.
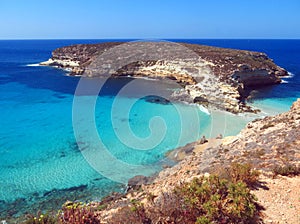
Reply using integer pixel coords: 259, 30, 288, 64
215, 162, 260, 188
23, 213, 57, 224
108, 201, 150, 224
273, 164, 300, 176
230, 163, 260, 187
108, 167, 259, 224
175, 175, 258, 223
57, 201, 100, 224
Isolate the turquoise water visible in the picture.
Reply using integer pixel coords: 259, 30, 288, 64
0, 40, 299, 218
0, 76, 211, 215
0, 46, 214, 217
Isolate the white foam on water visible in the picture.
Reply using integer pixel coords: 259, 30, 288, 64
198, 104, 210, 115
284, 72, 295, 78
26, 63, 41, 67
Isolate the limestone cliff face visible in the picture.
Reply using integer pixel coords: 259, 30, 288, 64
40, 42, 287, 113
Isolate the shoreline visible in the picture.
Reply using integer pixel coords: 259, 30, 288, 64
101, 98, 300, 223
1, 40, 299, 222
7, 94, 299, 223
0, 76, 270, 221
5, 40, 294, 221
40, 59, 290, 118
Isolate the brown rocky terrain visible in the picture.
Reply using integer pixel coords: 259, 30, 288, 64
40, 41, 288, 113
89, 99, 300, 223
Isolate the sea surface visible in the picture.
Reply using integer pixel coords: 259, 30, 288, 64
0, 39, 299, 218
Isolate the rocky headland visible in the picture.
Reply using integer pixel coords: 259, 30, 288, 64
40, 41, 288, 113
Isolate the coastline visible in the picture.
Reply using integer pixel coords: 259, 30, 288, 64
8, 97, 300, 223
37, 39, 292, 187
164, 95, 294, 162
1, 40, 299, 223
100, 98, 300, 223
47, 98, 298, 224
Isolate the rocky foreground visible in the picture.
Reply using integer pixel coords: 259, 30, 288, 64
41, 41, 288, 113
57, 99, 299, 224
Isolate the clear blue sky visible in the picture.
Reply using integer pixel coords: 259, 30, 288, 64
0, 0, 299, 39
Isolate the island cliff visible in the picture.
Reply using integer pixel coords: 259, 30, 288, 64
41, 41, 288, 113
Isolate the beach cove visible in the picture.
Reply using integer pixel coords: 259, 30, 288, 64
0, 39, 299, 220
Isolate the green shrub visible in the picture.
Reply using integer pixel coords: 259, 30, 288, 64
273, 164, 300, 176
109, 167, 259, 223
196, 216, 211, 224
175, 175, 258, 223
24, 202, 101, 224
229, 162, 260, 187
214, 162, 260, 188
23, 213, 57, 224
57, 201, 100, 224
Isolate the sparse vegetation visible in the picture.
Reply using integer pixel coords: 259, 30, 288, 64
23, 163, 261, 224
213, 162, 260, 188
110, 172, 259, 223
228, 162, 260, 187
107, 205, 150, 224
273, 164, 300, 177
57, 201, 100, 224
24, 212, 57, 224
24, 202, 100, 224
174, 175, 258, 224
253, 148, 266, 158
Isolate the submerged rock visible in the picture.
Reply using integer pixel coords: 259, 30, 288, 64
143, 95, 170, 105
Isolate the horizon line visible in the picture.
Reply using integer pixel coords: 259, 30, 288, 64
0, 38, 300, 41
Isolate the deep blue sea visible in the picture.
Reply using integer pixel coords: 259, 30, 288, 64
0, 39, 299, 218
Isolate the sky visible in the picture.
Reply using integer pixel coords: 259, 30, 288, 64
0, 0, 299, 39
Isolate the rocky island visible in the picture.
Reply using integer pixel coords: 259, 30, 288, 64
41, 41, 288, 113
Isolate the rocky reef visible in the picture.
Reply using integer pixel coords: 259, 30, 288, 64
41, 41, 288, 113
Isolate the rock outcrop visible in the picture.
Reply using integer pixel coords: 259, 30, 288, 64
41, 41, 288, 113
